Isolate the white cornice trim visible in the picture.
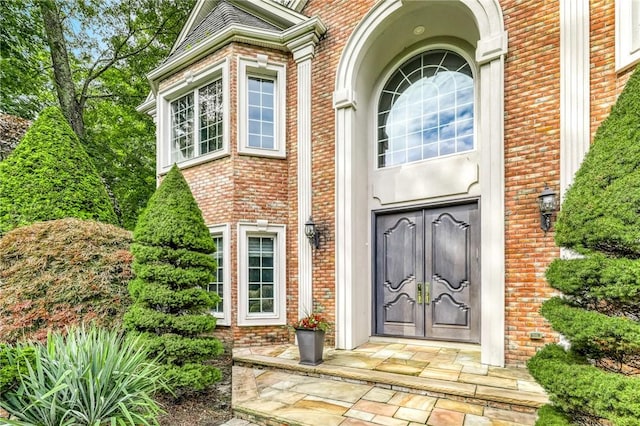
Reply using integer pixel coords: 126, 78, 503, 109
171, 0, 308, 59
148, 26, 283, 91
283, 0, 308, 13
147, 16, 326, 93
136, 96, 155, 114
233, 0, 308, 27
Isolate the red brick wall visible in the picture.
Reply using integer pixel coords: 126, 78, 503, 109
155, 0, 634, 362
501, 0, 634, 364
302, 0, 375, 347
502, 0, 561, 365
161, 44, 298, 346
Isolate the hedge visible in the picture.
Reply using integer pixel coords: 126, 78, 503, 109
0, 107, 117, 234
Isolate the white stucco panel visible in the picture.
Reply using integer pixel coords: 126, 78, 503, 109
372, 154, 479, 205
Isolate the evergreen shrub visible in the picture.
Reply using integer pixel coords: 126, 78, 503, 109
124, 164, 223, 393
0, 107, 117, 234
528, 66, 640, 425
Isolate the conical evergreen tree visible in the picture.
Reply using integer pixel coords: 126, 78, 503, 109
528, 67, 640, 425
0, 107, 117, 234
124, 164, 223, 392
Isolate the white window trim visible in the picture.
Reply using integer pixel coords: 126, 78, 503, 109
209, 224, 231, 326
237, 221, 287, 326
237, 55, 287, 158
157, 58, 230, 175
616, 0, 640, 72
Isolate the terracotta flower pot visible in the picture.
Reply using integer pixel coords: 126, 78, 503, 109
295, 328, 325, 365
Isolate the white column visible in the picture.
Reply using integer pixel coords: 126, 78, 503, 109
292, 43, 315, 319
478, 55, 506, 367
560, 0, 590, 198
333, 89, 357, 349
476, 28, 507, 366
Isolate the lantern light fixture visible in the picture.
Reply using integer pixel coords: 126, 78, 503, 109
537, 184, 559, 232
304, 216, 320, 249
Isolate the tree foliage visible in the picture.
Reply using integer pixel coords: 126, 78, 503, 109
0, 0, 195, 229
528, 67, 640, 426
0, 107, 117, 234
124, 165, 223, 393
0, 1, 54, 118
0, 218, 132, 344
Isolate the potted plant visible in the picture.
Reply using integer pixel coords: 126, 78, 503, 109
293, 311, 330, 365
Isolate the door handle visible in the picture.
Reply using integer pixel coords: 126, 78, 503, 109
417, 282, 422, 305
425, 284, 430, 304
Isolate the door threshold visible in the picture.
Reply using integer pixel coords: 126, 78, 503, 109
369, 336, 479, 351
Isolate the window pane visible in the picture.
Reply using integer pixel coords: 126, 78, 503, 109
261, 136, 274, 150
377, 50, 474, 167
199, 79, 223, 155
171, 93, 194, 163
262, 269, 273, 283
249, 268, 260, 283
208, 235, 224, 313
246, 76, 276, 150
249, 300, 261, 313
246, 236, 276, 315
262, 284, 273, 298
262, 299, 274, 313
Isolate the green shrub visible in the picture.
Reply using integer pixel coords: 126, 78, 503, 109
529, 66, 640, 425
0, 345, 35, 394
555, 67, 640, 256
540, 297, 640, 363
528, 345, 640, 426
124, 165, 223, 393
0, 218, 132, 343
0, 326, 166, 425
546, 256, 640, 318
0, 107, 117, 234
534, 405, 572, 426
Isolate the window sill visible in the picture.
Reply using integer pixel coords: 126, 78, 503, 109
238, 148, 286, 159
160, 150, 230, 175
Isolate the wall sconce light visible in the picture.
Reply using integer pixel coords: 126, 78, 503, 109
304, 216, 320, 249
537, 184, 559, 232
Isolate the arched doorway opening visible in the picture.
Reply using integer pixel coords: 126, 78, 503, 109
333, 0, 507, 366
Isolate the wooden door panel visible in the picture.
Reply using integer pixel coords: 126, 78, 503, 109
425, 203, 479, 342
375, 211, 424, 337
374, 202, 479, 343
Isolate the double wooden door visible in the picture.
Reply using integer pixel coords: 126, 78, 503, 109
374, 203, 480, 343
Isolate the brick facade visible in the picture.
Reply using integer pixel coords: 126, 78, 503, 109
149, 0, 635, 365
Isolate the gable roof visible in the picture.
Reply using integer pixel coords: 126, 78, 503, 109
139, 0, 325, 107
165, 1, 282, 64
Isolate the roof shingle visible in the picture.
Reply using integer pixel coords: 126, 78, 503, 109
166, 0, 282, 63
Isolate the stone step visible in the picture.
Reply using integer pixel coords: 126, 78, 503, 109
233, 352, 548, 412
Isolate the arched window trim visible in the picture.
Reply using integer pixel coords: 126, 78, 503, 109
374, 43, 478, 170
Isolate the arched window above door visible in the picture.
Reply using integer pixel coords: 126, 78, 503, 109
378, 50, 474, 168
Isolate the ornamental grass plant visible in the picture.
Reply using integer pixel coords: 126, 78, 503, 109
0, 326, 166, 426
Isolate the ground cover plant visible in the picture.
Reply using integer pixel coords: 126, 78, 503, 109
0, 218, 132, 343
124, 165, 224, 394
0, 107, 117, 235
0, 326, 166, 425
528, 67, 640, 425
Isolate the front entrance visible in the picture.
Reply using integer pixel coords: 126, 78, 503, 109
374, 202, 480, 343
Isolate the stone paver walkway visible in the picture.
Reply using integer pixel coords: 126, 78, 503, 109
231, 340, 548, 426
